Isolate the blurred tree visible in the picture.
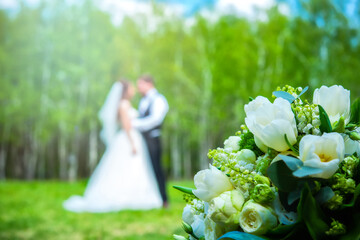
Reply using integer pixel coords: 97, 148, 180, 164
0, 0, 359, 180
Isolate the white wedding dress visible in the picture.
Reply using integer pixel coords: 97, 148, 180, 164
63, 107, 163, 212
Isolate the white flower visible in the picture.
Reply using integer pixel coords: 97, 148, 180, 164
193, 165, 234, 202
245, 96, 298, 152
191, 214, 205, 239
313, 85, 350, 125
254, 137, 268, 153
182, 205, 195, 225
239, 200, 278, 235
235, 149, 256, 164
303, 123, 313, 134
209, 190, 245, 224
204, 217, 224, 240
344, 135, 360, 156
224, 136, 241, 152
204, 216, 238, 240
299, 133, 345, 179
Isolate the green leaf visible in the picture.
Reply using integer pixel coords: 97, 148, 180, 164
297, 86, 309, 99
345, 123, 358, 130
278, 154, 303, 171
273, 91, 296, 103
281, 225, 311, 240
173, 185, 195, 196
284, 135, 299, 155
249, 97, 254, 102
266, 223, 300, 238
297, 184, 329, 240
218, 231, 266, 240
293, 166, 324, 178
267, 160, 299, 192
288, 189, 302, 205
182, 221, 193, 234
333, 116, 346, 133
315, 186, 335, 205
318, 105, 332, 133
339, 213, 360, 240
350, 97, 360, 124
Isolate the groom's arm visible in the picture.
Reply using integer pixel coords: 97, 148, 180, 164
132, 95, 168, 132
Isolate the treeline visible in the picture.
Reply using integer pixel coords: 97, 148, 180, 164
0, 0, 359, 180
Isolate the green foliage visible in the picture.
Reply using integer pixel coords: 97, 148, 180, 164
297, 184, 329, 240
272, 91, 296, 103
267, 159, 299, 192
349, 98, 360, 125
339, 213, 360, 240
238, 132, 263, 157
326, 219, 346, 236
318, 105, 333, 133
333, 116, 346, 133
329, 173, 356, 195
339, 156, 360, 179
173, 185, 196, 196
341, 184, 360, 208
255, 156, 272, 176
250, 184, 275, 204
1, 0, 360, 179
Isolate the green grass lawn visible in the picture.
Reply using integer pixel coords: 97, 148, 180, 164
0, 180, 193, 240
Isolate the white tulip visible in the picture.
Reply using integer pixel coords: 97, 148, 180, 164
254, 136, 269, 153
245, 96, 298, 152
224, 136, 241, 152
313, 85, 350, 126
193, 165, 234, 202
209, 190, 245, 224
239, 200, 278, 235
299, 133, 345, 179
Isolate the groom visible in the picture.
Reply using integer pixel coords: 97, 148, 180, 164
132, 75, 169, 207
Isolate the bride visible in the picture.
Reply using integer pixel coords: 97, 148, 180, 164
63, 80, 163, 212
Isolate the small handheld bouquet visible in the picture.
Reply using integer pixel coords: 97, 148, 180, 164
174, 85, 360, 240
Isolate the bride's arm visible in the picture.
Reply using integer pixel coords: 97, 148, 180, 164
119, 101, 136, 154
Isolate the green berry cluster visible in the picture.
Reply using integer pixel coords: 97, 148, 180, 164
326, 219, 346, 236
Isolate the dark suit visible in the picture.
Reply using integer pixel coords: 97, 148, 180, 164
136, 90, 168, 203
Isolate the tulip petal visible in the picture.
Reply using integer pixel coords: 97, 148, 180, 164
299, 133, 345, 179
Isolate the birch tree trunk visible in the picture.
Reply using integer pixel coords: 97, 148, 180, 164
197, 37, 213, 171
68, 153, 78, 182
183, 141, 192, 179
170, 46, 184, 179
25, 130, 38, 180
0, 147, 6, 180
88, 122, 98, 174
59, 124, 68, 180
0, 123, 11, 180
171, 131, 181, 180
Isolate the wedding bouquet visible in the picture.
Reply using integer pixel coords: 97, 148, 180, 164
174, 85, 360, 240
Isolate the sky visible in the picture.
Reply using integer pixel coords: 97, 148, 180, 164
0, 0, 358, 27
0, 0, 285, 24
